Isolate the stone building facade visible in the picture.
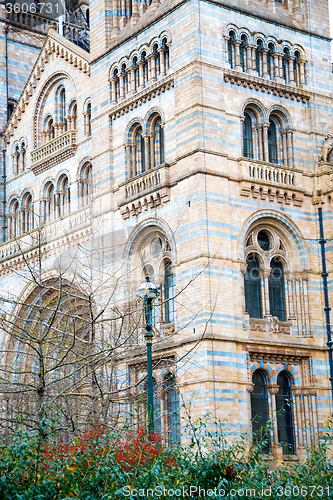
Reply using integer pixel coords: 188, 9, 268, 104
0, 0, 333, 457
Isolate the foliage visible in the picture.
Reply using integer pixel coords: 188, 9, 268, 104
0, 423, 333, 499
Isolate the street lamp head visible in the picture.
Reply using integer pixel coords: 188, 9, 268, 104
136, 274, 160, 303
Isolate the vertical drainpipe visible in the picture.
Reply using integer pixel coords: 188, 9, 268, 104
318, 206, 333, 406
2, 148, 6, 243
5, 26, 9, 121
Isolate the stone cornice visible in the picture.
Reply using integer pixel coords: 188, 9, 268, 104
110, 75, 174, 121
224, 69, 310, 103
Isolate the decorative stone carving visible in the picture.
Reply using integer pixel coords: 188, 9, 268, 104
267, 385, 280, 395
318, 134, 333, 163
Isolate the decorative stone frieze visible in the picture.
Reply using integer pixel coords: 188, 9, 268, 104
110, 76, 174, 121
224, 70, 310, 102
249, 317, 292, 334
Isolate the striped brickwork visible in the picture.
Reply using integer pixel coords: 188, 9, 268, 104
0, 0, 333, 456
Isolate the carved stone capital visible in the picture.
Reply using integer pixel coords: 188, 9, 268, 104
267, 385, 280, 395
246, 383, 255, 393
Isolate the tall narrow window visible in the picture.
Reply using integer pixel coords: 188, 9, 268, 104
59, 88, 66, 133
268, 119, 277, 164
269, 258, 286, 321
243, 113, 253, 159
276, 372, 295, 455
44, 182, 55, 223
154, 118, 164, 166
251, 370, 270, 452
57, 175, 70, 217
240, 36, 247, 70
87, 103, 91, 135
22, 194, 33, 233
228, 31, 235, 68
9, 199, 19, 238
165, 261, 175, 324
244, 255, 262, 319
166, 375, 180, 443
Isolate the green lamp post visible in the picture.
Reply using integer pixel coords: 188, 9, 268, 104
137, 274, 160, 435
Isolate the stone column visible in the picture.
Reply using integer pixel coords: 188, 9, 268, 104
263, 124, 269, 162
150, 53, 156, 82
119, 71, 125, 100
262, 49, 269, 79
262, 269, 271, 316
282, 131, 288, 166
268, 385, 283, 459
303, 391, 312, 446
158, 47, 165, 76
299, 61, 305, 87
288, 57, 295, 86
13, 152, 19, 175
131, 0, 139, 27
302, 276, 311, 335
310, 391, 318, 442
273, 53, 279, 80
257, 125, 264, 161
295, 277, 303, 336
287, 129, 294, 167
234, 41, 241, 70
246, 44, 252, 72
150, 133, 155, 169
287, 274, 295, 320
293, 389, 304, 449
143, 133, 150, 171
132, 143, 137, 175
19, 147, 25, 172
278, 54, 283, 80
125, 144, 132, 177
246, 383, 255, 446
138, 61, 145, 90
111, 77, 117, 102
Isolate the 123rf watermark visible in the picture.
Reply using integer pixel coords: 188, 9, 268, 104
122, 485, 333, 498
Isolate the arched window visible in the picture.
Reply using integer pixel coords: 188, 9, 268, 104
165, 374, 180, 443
276, 372, 295, 455
70, 102, 77, 130
269, 257, 286, 321
134, 126, 145, 174
22, 193, 34, 233
59, 88, 66, 133
154, 117, 164, 166
8, 199, 19, 238
240, 35, 247, 71
57, 175, 70, 217
255, 40, 262, 75
267, 43, 274, 79
251, 370, 270, 452
86, 102, 91, 135
282, 49, 289, 83
47, 118, 55, 142
268, 119, 278, 164
243, 112, 253, 159
165, 260, 175, 324
228, 31, 235, 68
244, 254, 262, 319
43, 182, 55, 223
79, 162, 92, 206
